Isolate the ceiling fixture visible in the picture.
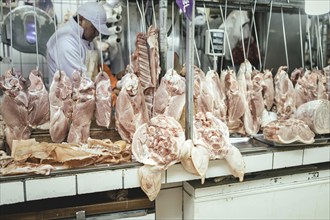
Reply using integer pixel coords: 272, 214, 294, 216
305, 0, 330, 15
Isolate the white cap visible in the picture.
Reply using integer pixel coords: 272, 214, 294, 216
77, 2, 110, 35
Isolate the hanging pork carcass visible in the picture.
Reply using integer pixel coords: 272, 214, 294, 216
49, 70, 73, 143
67, 71, 95, 144
115, 68, 149, 143
0, 69, 30, 150
154, 68, 185, 121
94, 71, 112, 129
274, 66, 295, 119
27, 69, 50, 129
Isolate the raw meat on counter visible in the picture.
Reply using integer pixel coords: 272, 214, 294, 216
191, 112, 245, 182
263, 118, 315, 144
0, 69, 30, 149
49, 70, 73, 143
1, 162, 54, 176
132, 115, 185, 201
94, 70, 112, 128
67, 71, 95, 144
294, 99, 330, 134
27, 69, 50, 129
154, 68, 186, 121
115, 69, 149, 143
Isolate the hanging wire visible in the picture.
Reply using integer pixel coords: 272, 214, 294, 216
76, 0, 83, 72
203, 1, 217, 70
219, 2, 235, 71
239, 5, 247, 61
246, 0, 257, 59
281, 7, 289, 70
9, 1, 13, 70
251, 3, 262, 70
53, 7, 61, 73
220, 0, 228, 71
316, 15, 324, 68
136, 0, 145, 33
171, 0, 175, 69
127, 0, 132, 66
98, 12, 104, 72
307, 18, 313, 69
194, 40, 201, 68
298, 9, 304, 69
151, 0, 157, 27
263, 0, 273, 70
33, 1, 39, 69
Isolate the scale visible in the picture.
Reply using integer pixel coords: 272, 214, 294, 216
205, 29, 225, 70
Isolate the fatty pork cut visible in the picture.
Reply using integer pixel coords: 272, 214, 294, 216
115, 69, 149, 143
49, 70, 73, 143
132, 115, 185, 201
205, 70, 227, 122
224, 69, 245, 134
154, 68, 185, 121
262, 69, 275, 111
274, 66, 295, 119
192, 112, 245, 182
27, 69, 50, 129
0, 69, 30, 150
263, 118, 315, 144
94, 71, 112, 128
294, 99, 330, 134
67, 71, 95, 144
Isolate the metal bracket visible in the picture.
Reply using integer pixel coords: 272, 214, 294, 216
76, 210, 86, 220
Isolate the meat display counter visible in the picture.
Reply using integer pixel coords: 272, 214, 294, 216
1, 137, 329, 205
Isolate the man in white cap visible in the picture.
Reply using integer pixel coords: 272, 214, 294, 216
46, 2, 110, 82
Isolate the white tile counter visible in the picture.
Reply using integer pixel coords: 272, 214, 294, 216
0, 144, 329, 205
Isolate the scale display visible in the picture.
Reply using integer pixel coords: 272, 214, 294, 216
205, 29, 225, 56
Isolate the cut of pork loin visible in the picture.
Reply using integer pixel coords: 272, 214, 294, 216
49, 70, 73, 143
27, 69, 50, 129
94, 71, 112, 128
0, 69, 30, 150
294, 99, 330, 134
67, 71, 95, 144
263, 118, 315, 144
154, 68, 185, 121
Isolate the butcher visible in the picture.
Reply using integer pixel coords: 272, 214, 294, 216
46, 2, 110, 82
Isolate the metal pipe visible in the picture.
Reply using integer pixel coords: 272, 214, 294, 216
185, 3, 195, 140
159, 0, 167, 78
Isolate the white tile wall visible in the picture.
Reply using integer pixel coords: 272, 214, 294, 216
0, 181, 25, 205
273, 149, 304, 169
77, 169, 123, 194
25, 175, 76, 201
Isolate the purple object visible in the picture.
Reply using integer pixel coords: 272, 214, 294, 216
176, 0, 194, 21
